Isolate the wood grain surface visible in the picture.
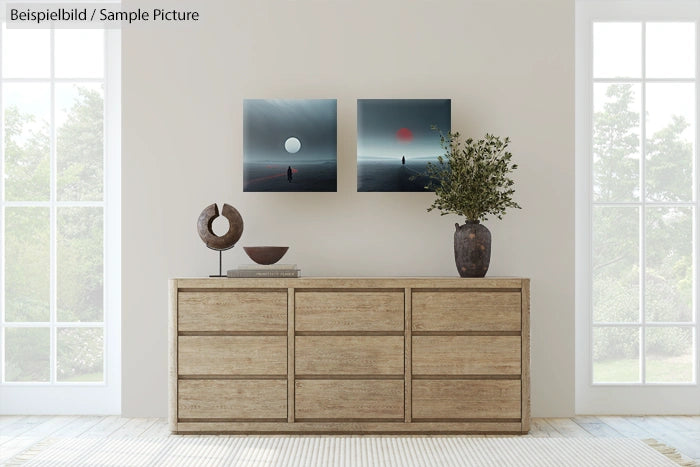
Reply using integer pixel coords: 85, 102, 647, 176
295, 336, 404, 375
295, 291, 403, 331
174, 420, 522, 434
178, 336, 287, 375
295, 380, 403, 419
168, 280, 178, 431
178, 380, 287, 419
404, 287, 412, 423
171, 277, 530, 434
412, 291, 521, 332
178, 291, 287, 332
287, 287, 295, 423
412, 336, 521, 375
521, 278, 531, 432
413, 379, 522, 419
176, 277, 524, 289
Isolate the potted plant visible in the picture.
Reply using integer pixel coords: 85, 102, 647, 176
423, 130, 521, 277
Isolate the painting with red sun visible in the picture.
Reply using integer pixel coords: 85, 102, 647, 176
357, 99, 451, 192
396, 127, 413, 142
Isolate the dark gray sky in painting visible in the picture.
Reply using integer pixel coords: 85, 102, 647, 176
244, 99, 337, 163
357, 99, 451, 161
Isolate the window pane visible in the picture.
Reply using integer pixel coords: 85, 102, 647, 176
593, 207, 639, 323
3, 83, 51, 201
56, 84, 104, 201
593, 327, 640, 383
1, 26, 50, 78
4, 207, 50, 322
55, 29, 104, 78
57, 207, 104, 322
645, 83, 695, 202
646, 327, 693, 383
645, 207, 693, 323
4, 327, 50, 382
593, 83, 641, 202
594, 23, 641, 78
57, 327, 103, 382
646, 23, 695, 79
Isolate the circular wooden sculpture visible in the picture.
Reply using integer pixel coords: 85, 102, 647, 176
197, 203, 244, 251
197, 203, 244, 277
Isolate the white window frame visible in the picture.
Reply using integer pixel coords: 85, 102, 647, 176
0, 14, 121, 414
576, 0, 700, 414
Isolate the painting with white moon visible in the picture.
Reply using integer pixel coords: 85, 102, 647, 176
243, 99, 337, 192
357, 99, 451, 192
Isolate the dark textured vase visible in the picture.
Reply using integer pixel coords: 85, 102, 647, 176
454, 221, 491, 278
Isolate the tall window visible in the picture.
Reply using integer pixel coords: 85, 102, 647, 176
576, 1, 700, 413
0, 19, 120, 413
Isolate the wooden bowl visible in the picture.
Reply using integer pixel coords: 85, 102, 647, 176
243, 246, 289, 265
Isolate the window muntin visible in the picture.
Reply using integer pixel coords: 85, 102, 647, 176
591, 21, 697, 385
1, 26, 107, 385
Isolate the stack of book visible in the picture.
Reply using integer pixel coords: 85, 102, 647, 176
227, 264, 301, 278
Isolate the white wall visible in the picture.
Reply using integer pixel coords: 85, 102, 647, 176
122, 0, 574, 417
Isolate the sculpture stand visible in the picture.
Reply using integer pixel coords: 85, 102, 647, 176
208, 246, 234, 278
210, 250, 225, 278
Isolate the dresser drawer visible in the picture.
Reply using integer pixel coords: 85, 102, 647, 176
296, 336, 404, 375
412, 380, 521, 419
178, 291, 286, 332
178, 380, 287, 420
413, 336, 521, 375
295, 291, 403, 331
412, 291, 521, 332
178, 336, 287, 376
295, 380, 403, 420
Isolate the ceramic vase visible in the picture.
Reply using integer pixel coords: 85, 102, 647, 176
454, 221, 491, 278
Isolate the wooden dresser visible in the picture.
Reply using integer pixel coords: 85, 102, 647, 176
169, 277, 530, 434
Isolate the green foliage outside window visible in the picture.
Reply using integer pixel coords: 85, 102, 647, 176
4, 86, 105, 382
593, 84, 693, 364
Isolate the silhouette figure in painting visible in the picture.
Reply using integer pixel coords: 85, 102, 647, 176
287, 166, 293, 183
402, 156, 406, 165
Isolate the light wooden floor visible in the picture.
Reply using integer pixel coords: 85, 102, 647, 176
1, 416, 699, 464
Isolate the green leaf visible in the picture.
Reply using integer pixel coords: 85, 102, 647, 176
424, 128, 522, 222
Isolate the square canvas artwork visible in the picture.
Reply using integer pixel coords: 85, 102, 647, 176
357, 99, 451, 192
243, 99, 337, 192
